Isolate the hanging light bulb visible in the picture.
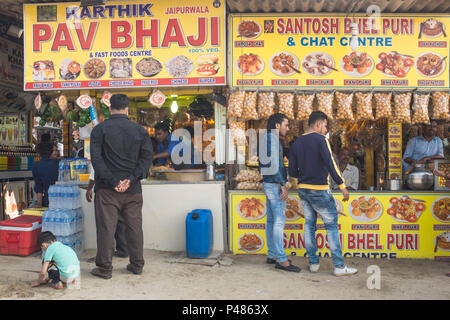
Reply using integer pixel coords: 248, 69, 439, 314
170, 100, 178, 113
349, 22, 359, 51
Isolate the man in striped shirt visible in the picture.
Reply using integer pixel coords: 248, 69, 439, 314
289, 111, 357, 277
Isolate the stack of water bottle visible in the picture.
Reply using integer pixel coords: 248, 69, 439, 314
42, 184, 84, 254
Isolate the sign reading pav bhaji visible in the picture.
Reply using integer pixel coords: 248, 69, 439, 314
23, 0, 226, 91
230, 14, 450, 88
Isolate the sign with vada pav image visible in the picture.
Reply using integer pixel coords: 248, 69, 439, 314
24, 0, 225, 90
229, 191, 450, 260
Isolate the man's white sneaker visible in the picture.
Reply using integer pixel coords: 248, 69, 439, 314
333, 265, 358, 277
309, 264, 320, 273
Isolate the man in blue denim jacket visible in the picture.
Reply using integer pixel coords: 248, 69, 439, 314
259, 113, 301, 273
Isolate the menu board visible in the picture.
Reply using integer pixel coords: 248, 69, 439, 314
23, 0, 226, 91
229, 191, 450, 261
0, 113, 28, 145
388, 122, 402, 180
229, 14, 450, 89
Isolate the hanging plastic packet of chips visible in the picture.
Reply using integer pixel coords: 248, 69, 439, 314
296, 92, 315, 120
277, 92, 295, 119
431, 91, 450, 120
229, 120, 247, 145
393, 92, 412, 124
355, 92, 374, 120
335, 91, 354, 121
227, 90, 245, 118
235, 169, 263, 182
257, 92, 275, 120
374, 92, 392, 120
241, 91, 258, 121
412, 92, 430, 125
316, 91, 334, 120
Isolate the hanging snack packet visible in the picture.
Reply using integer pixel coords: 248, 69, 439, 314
335, 91, 354, 121
296, 93, 315, 120
355, 92, 374, 120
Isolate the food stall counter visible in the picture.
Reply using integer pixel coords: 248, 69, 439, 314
81, 181, 227, 253
228, 190, 450, 261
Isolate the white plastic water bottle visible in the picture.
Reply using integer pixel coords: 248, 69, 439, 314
58, 160, 65, 182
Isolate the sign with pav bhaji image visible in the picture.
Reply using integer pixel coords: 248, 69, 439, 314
229, 14, 450, 89
229, 191, 450, 261
23, 0, 226, 91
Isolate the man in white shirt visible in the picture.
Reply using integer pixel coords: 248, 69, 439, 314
331, 148, 359, 191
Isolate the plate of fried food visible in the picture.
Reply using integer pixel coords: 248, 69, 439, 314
239, 233, 264, 252
285, 196, 303, 221
387, 196, 426, 223
237, 197, 266, 220
431, 196, 450, 223
340, 52, 374, 77
237, 20, 262, 39
235, 53, 264, 76
434, 232, 450, 252
415, 52, 446, 78
348, 196, 383, 222
269, 52, 300, 77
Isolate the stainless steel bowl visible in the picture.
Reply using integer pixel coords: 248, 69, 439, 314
385, 179, 402, 191
406, 164, 434, 190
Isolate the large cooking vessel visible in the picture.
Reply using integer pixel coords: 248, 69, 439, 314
406, 164, 434, 190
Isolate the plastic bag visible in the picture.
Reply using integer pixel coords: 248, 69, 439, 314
229, 120, 246, 145
411, 93, 430, 125
432, 91, 449, 120
241, 91, 258, 120
355, 92, 374, 120
316, 92, 334, 119
296, 93, 315, 120
374, 92, 392, 120
257, 92, 275, 120
227, 91, 245, 118
235, 169, 262, 182
277, 93, 295, 119
5, 189, 18, 219
393, 92, 412, 124
236, 182, 262, 190
335, 92, 354, 121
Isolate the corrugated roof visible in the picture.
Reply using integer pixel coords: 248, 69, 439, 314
3, 0, 450, 21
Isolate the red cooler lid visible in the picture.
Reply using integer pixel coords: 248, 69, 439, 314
0, 215, 42, 228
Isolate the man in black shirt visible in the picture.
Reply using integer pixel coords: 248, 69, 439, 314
90, 94, 153, 279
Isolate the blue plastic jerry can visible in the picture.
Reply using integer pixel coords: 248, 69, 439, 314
186, 209, 213, 259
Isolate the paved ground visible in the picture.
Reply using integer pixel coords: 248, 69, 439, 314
0, 249, 448, 300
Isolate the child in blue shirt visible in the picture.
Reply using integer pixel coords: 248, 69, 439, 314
31, 231, 80, 289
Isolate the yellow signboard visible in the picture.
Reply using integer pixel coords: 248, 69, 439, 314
23, 0, 226, 91
229, 191, 450, 261
229, 14, 450, 89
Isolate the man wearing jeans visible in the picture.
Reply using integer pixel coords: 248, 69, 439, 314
259, 113, 300, 272
90, 94, 153, 279
289, 111, 357, 277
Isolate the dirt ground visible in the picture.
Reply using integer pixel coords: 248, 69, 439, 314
0, 249, 448, 300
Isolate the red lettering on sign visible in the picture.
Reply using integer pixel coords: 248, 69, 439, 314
211, 16, 220, 46
51, 23, 75, 51
33, 24, 52, 52
111, 21, 133, 48
187, 17, 207, 46
387, 234, 394, 250
348, 233, 355, 249
161, 19, 186, 48
75, 22, 98, 50
136, 19, 159, 48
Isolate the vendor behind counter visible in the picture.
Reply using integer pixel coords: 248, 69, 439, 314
153, 122, 198, 169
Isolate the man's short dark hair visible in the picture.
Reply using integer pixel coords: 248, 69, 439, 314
41, 133, 50, 143
110, 94, 129, 110
37, 231, 56, 247
308, 111, 328, 127
36, 142, 54, 158
155, 121, 170, 133
267, 113, 288, 131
